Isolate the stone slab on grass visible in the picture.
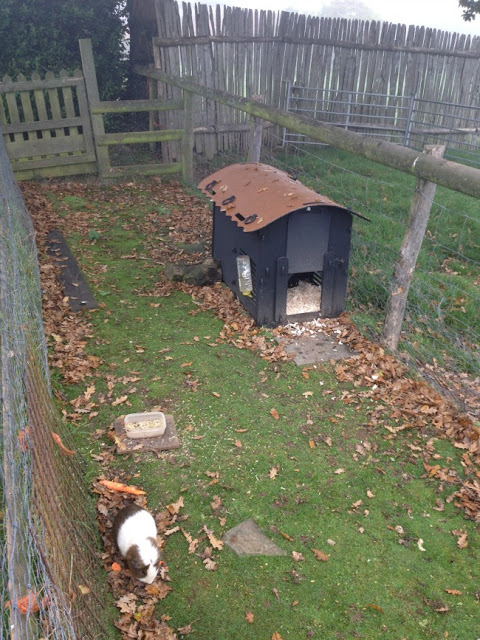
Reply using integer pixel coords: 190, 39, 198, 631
278, 332, 354, 365
223, 519, 287, 556
113, 414, 180, 453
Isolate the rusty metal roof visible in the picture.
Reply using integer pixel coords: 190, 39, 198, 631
198, 163, 351, 232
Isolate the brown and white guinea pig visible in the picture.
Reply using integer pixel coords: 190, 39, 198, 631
112, 504, 162, 584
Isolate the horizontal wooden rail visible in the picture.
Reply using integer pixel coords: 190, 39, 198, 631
136, 65, 480, 200
0, 76, 83, 92
152, 35, 480, 59
91, 98, 184, 114
96, 129, 184, 146
2, 117, 84, 135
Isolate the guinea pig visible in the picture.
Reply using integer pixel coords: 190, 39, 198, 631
112, 504, 161, 584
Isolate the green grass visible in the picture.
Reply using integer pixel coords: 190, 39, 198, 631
45, 179, 479, 640
265, 146, 480, 374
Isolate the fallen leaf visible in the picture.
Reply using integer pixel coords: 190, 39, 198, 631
292, 551, 305, 561
366, 604, 383, 612
417, 538, 426, 552
78, 585, 91, 595
366, 489, 375, 498
212, 391, 220, 397
272, 633, 283, 640
270, 408, 280, 420
269, 465, 280, 479
334, 468, 346, 474
324, 436, 332, 447
111, 395, 128, 406
166, 496, 184, 515
181, 362, 193, 368
115, 594, 137, 615
309, 440, 316, 449
234, 439, 243, 448
281, 531, 294, 541
203, 557, 217, 571
312, 549, 330, 562
203, 525, 224, 550
210, 495, 223, 511
327, 539, 336, 546
445, 589, 462, 595
302, 391, 313, 398
245, 611, 254, 624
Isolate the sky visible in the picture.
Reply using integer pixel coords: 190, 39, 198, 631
202, 0, 480, 36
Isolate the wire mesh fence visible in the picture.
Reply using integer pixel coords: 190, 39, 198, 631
0, 132, 111, 639
193, 128, 480, 418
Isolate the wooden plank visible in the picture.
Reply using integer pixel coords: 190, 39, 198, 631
182, 88, 194, 183
91, 98, 184, 113
0, 76, 84, 93
106, 162, 182, 177
6, 135, 87, 160
96, 129, 184, 145
13, 161, 97, 181
152, 34, 480, 57
79, 38, 110, 177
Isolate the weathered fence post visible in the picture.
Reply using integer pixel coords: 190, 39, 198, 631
182, 84, 194, 183
247, 95, 265, 163
382, 144, 445, 350
79, 38, 111, 178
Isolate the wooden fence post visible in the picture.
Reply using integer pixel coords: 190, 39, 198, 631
247, 95, 265, 163
182, 86, 194, 183
382, 145, 445, 350
78, 39, 111, 178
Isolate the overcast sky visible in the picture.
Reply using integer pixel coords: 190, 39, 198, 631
203, 0, 480, 36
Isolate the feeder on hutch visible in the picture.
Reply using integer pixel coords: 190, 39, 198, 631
198, 163, 366, 327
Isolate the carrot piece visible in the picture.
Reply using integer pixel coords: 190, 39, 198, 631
111, 562, 122, 572
5, 591, 48, 614
51, 432, 76, 456
18, 427, 30, 452
98, 479, 146, 495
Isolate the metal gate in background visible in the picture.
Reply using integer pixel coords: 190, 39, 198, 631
283, 82, 480, 168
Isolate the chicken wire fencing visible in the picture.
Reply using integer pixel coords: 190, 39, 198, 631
193, 129, 480, 419
0, 132, 110, 639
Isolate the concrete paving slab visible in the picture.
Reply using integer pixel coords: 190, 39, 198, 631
277, 332, 354, 365
113, 414, 180, 453
223, 518, 287, 556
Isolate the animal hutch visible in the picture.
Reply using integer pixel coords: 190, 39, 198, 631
198, 163, 360, 327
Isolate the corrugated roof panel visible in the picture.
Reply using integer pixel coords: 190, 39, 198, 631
198, 162, 351, 232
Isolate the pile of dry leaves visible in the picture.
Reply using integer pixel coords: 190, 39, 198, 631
94, 473, 225, 639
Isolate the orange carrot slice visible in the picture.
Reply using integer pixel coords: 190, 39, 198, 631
51, 432, 76, 456
98, 479, 146, 495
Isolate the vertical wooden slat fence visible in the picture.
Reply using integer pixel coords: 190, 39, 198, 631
152, 0, 480, 157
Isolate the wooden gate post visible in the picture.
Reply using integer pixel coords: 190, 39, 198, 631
182, 83, 194, 184
79, 39, 111, 178
247, 95, 265, 163
382, 145, 445, 351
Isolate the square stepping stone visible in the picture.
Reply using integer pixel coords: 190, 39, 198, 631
223, 519, 286, 556
277, 332, 354, 365
113, 414, 180, 453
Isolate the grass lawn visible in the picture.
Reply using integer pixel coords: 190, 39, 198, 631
34, 175, 479, 640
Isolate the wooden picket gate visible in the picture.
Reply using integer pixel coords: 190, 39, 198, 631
0, 69, 97, 180
0, 39, 193, 181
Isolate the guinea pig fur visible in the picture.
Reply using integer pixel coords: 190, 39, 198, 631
112, 504, 161, 584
